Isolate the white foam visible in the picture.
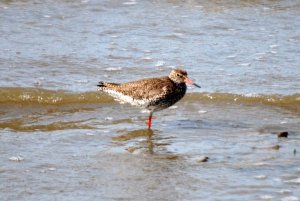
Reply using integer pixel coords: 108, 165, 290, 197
281, 196, 299, 201
105, 67, 122, 71
205, 94, 214, 99
155, 61, 165, 67
253, 162, 268, 166
238, 63, 251, 66
123, 1, 137, 5
76, 79, 89, 83
285, 178, 300, 184
260, 195, 273, 200
255, 52, 267, 56
143, 57, 152, 61
273, 178, 282, 182
277, 189, 292, 194
244, 93, 260, 98
254, 175, 267, 180
9, 156, 24, 161
194, 5, 203, 8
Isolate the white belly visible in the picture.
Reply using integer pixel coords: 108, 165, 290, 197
102, 88, 151, 108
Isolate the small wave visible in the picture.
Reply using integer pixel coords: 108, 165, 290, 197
0, 87, 299, 114
185, 92, 300, 115
0, 119, 93, 132
0, 87, 113, 105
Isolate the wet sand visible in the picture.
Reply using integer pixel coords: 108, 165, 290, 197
1, 98, 300, 200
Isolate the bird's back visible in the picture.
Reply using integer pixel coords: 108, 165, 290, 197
98, 76, 187, 111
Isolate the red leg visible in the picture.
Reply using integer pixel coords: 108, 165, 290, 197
147, 112, 153, 129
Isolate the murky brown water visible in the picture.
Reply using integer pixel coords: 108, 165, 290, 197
1, 0, 300, 200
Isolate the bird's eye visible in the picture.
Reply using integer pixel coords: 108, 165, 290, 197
176, 73, 182, 77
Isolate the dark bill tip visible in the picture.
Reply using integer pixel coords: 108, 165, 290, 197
193, 83, 201, 88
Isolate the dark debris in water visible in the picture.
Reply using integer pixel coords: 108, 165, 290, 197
271, 145, 281, 150
197, 156, 209, 163
278, 131, 288, 138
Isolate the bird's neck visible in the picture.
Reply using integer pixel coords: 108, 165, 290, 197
169, 79, 186, 94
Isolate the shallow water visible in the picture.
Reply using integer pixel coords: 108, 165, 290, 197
1, 0, 300, 200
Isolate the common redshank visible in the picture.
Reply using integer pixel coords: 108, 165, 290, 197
97, 68, 200, 129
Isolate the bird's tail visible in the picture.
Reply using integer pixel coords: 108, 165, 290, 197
97, 81, 106, 88
97, 82, 120, 89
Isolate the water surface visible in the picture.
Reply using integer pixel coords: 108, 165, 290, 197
1, 0, 300, 200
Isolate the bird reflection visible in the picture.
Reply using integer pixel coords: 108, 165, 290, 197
112, 129, 156, 154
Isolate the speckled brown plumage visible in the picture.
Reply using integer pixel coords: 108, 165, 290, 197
97, 68, 200, 129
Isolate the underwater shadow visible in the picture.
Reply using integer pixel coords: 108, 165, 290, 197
113, 129, 155, 154
112, 128, 179, 157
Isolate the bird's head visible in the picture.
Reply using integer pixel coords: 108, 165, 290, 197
169, 68, 201, 88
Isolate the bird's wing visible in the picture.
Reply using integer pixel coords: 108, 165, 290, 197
111, 77, 171, 100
